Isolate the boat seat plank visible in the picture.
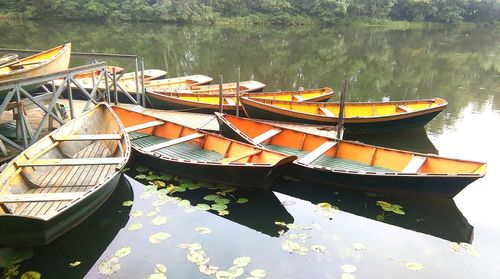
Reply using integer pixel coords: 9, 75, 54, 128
19, 157, 125, 167
319, 107, 334, 117
124, 120, 165, 133
402, 155, 427, 173
220, 150, 262, 163
225, 97, 236, 106
297, 141, 337, 165
0, 192, 86, 203
397, 105, 414, 112
54, 134, 122, 141
252, 128, 282, 145
143, 133, 205, 152
292, 94, 305, 102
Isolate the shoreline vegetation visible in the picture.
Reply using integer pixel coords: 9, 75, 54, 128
0, 1, 498, 27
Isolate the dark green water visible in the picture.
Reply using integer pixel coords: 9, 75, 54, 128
0, 19, 499, 278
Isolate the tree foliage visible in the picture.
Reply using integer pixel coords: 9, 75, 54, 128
0, 0, 497, 23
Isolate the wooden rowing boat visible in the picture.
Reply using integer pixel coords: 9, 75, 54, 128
0, 103, 130, 246
145, 74, 213, 89
112, 105, 296, 189
146, 87, 334, 113
240, 97, 448, 134
216, 113, 487, 197
152, 80, 266, 95
0, 43, 71, 82
72, 65, 125, 79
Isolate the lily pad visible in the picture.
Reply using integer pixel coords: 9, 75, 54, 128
148, 273, 167, 279
341, 273, 355, 279
214, 198, 230, 205
187, 251, 208, 265
228, 266, 244, 277
194, 227, 212, 234
250, 269, 267, 278
405, 262, 424, 271
155, 263, 167, 273
97, 257, 120, 275
151, 216, 168, 226
146, 175, 161, 181
178, 200, 191, 207
311, 245, 328, 253
20, 271, 41, 279
136, 165, 149, 173
153, 181, 166, 187
217, 210, 229, 216
135, 174, 147, 180
233, 256, 251, 267
353, 242, 366, 251
211, 203, 228, 210
199, 264, 219, 275
130, 210, 142, 217
236, 198, 249, 204
317, 202, 333, 209
149, 232, 171, 244
196, 204, 211, 210
203, 194, 220, 201
122, 200, 133, 207
340, 264, 357, 273
69, 261, 81, 267
274, 221, 287, 227
215, 271, 232, 279
173, 186, 186, 192
128, 223, 143, 231
115, 247, 132, 258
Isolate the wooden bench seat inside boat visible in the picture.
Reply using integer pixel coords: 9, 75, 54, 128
130, 132, 224, 161
53, 134, 122, 141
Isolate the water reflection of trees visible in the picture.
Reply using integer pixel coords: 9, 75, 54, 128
0, 20, 498, 133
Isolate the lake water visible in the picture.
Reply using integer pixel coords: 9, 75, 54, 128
0, 19, 499, 278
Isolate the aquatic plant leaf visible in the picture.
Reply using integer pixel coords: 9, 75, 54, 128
282, 239, 308, 255
215, 271, 232, 279
174, 186, 186, 192
178, 200, 191, 207
448, 242, 461, 254
20, 271, 41, 279
236, 198, 249, 204
122, 200, 133, 207
460, 243, 480, 257
300, 226, 313, 230
130, 210, 142, 217
135, 174, 147, 180
340, 264, 357, 273
376, 214, 385, 221
149, 232, 171, 244
376, 201, 391, 208
341, 273, 356, 279
97, 257, 121, 275
69, 261, 81, 267
115, 247, 132, 258
194, 227, 212, 234
148, 273, 167, 279
217, 209, 229, 216
211, 204, 228, 210
183, 181, 199, 190
147, 210, 158, 217
122, 168, 130, 172
286, 223, 298, 230
214, 198, 230, 205
317, 202, 333, 209
146, 175, 161, 181
187, 243, 203, 251
151, 216, 168, 226
250, 269, 267, 278
203, 194, 220, 201
187, 251, 208, 265
196, 204, 211, 210
406, 262, 424, 271
0, 248, 34, 268
233, 256, 251, 267
128, 223, 143, 231
311, 245, 328, 253
353, 242, 366, 251
136, 166, 149, 173
228, 266, 244, 277
153, 181, 166, 187
155, 263, 167, 273
199, 264, 219, 275
274, 221, 287, 227
392, 208, 406, 215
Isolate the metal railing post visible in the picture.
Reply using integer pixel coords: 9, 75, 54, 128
219, 75, 223, 113
135, 57, 140, 104
140, 59, 146, 107
113, 67, 118, 105
67, 74, 75, 119
236, 67, 240, 117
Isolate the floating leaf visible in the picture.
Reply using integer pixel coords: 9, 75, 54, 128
146, 175, 161, 181
406, 262, 424, 271
20, 271, 41, 279
122, 168, 130, 172
353, 242, 366, 251
0, 248, 34, 268
135, 174, 148, 180
199, 264, 219, 275
317, 202, 333, 209
136, 166, 149, 173
282, 239, 308, 255
196, 204, 211, 210
341, 273, 356, 279
97, 257, 121, 275
148, 273, 167, 279
217, 209, 229, 216
211, 204, 228, 211
155, 263, 167, 273
178, 200, 191, 207
376, 201, 392, 208
149, 232, 171, 244
151, 216, 168, 226
153, 181, 166, 187
274, 221, 287, 227
448, 242, 461, 254
215, 271, 232, 279
115, 247, 132, 258
235, 198, 248, 204
214, 198, 230, 205
187, 251, 208, 265
173, 186, 186, 192
376, 214, 385, 221
194, 227, 212, 234
286, 223, 298, 230
340, 264, 357, 273
69, 261, 81, 267
250, 269, 267, 278
233, 256, 251, 267
122, 200, 133, 207
128, 223, 143, 231
300, 226, 313, 230
130, 210, 142, 217
203, 195, 220, 201
187, 243, 203, 251
228, 266, 244, 277
311, 245, 328, 253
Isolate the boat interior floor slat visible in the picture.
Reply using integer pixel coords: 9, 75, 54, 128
130, 132, 224, 162
265, 144, 393, 173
